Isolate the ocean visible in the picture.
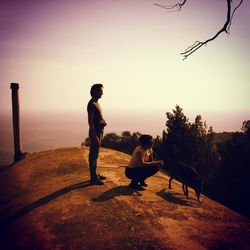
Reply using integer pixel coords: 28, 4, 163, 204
0, 112, 87, 165
0, 111, 165, 165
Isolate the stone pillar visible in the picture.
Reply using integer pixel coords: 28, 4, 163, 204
10, 83, 23, 162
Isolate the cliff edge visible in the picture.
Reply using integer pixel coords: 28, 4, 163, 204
0, 147, 249, 249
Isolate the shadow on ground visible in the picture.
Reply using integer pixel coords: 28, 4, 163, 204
0, 181, 91, 229
156, 189, 198, 207
92, 185, 142, 202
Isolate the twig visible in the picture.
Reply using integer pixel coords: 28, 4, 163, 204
154, 0, 187, 11
154, 0, 244, 59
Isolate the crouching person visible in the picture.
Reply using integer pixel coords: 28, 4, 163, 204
125, 134, 164, 190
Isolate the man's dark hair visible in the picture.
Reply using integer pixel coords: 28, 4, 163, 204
139, 134, 153, 146
90, 84, 103, 97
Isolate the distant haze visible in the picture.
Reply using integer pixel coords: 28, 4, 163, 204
0, 0, 249, 132
0, 109, 247, 165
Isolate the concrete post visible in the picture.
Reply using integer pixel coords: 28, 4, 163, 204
10, 83, 23, 162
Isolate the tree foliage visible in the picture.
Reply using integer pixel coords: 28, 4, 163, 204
215, 122, 250, 217
241, 120, 250, 137
101, 131, 141, 155
161, 105, 215, 177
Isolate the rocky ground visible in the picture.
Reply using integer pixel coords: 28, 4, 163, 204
0, 147, 250, 249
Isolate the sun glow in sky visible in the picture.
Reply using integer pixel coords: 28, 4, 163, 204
0, 0, 249, 132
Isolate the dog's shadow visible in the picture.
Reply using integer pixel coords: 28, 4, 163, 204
156, 188, 196, 207
92, 185, 142, 202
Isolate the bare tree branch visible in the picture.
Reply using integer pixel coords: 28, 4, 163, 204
154, 0, 244, 60
153, 0, 187, 11
228, 0, 244, 33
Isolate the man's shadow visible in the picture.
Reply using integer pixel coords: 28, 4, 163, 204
0, 181, 91, 229
92, 185, 142, 202
0, 162, 16, 173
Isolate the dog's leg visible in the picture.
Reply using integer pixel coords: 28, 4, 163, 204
169, 177, 173, 189
182, 183, 186, 195
185, 185, 189, 199
195, 189, 201, 203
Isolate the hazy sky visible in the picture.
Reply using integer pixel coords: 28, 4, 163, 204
0, 0, 249, 132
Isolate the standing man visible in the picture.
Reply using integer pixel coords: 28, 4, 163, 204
87, 84, 107, 185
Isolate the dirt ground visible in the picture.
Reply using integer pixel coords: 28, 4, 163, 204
0, 147, 250, 249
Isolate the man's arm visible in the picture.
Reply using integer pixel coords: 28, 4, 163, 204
136, 151, 162, 167
88, 109, 99, 144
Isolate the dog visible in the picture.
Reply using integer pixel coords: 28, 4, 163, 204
164, 161, 203, 202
